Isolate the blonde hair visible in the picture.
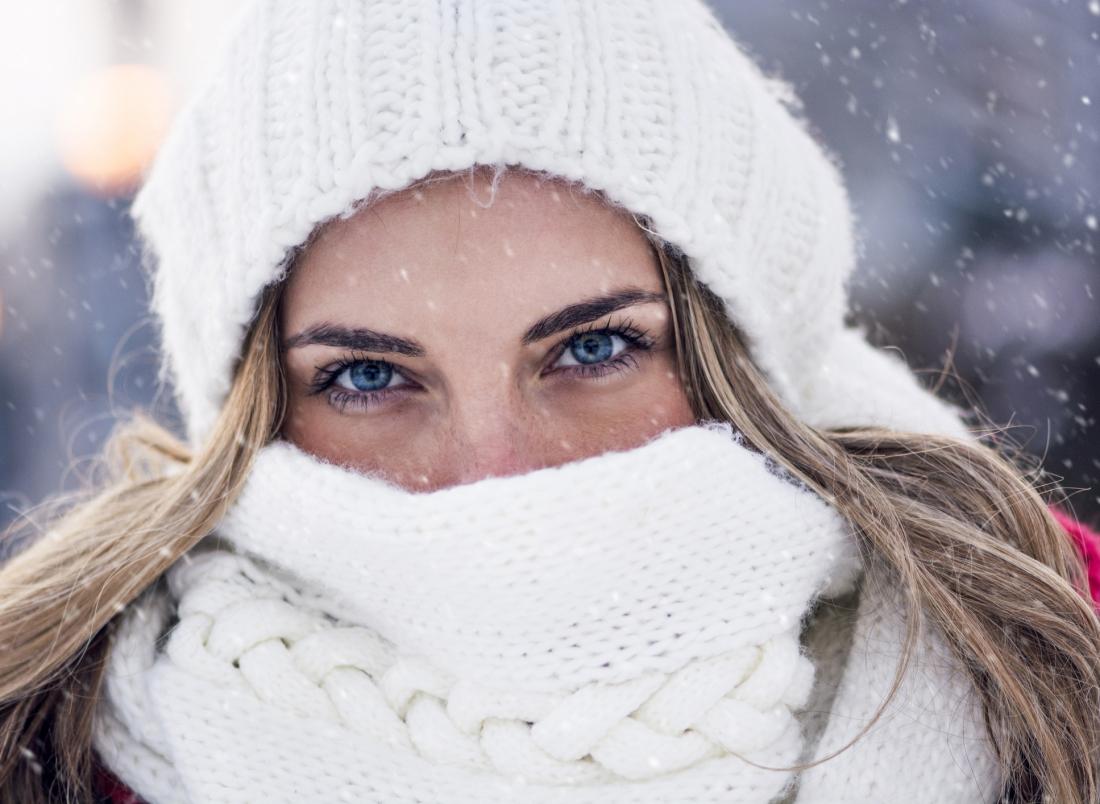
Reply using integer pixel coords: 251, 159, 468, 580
1, 209, 1099, 803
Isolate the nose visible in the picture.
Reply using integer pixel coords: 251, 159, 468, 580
451, 438, 539, 487
438, 395, 554, 488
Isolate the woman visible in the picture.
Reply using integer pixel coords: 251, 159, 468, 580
3, 1, 1100, 802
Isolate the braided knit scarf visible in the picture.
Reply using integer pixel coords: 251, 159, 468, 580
93, 422, 1002, 803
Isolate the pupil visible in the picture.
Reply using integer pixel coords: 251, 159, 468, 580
348, 361, 391, 391
571, 332, 614, 364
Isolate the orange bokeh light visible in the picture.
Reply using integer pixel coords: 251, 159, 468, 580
55, 63, 175, 197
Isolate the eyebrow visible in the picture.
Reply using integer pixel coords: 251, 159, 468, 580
520, 287, 666, 344
282, 323, 425, 356
281, 287, 667, 354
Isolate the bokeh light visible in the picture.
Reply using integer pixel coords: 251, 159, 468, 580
55, 63, 174, 197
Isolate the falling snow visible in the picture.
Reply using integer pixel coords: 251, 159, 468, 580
885, 116, 901, 143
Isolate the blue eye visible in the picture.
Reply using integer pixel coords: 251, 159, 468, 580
574, 332, 615, 363
557, 331, 625, 367
310, 320, 655, 414
334, 360, 403, 393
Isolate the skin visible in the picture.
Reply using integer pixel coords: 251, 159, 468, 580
278, 167, 697, 491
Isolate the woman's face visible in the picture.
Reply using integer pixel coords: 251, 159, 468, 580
279, 168, 697, 491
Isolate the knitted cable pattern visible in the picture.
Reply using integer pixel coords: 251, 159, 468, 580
93, 423, 1001, 802
154, 550, 815, 785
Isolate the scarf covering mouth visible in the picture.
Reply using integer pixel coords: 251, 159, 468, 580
93, 422, 1001, 803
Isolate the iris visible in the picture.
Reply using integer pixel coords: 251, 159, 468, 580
570, 332, 614, 364
346, 361, 392, 392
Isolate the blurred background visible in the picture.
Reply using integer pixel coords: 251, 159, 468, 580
1, 0, 1097, 535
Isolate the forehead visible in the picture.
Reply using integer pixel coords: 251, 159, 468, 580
281, 170, 662, 331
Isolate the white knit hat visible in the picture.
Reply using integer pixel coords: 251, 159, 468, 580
133, 0, 972, 446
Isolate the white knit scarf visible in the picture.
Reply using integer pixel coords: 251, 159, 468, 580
93, 422, 1002, 803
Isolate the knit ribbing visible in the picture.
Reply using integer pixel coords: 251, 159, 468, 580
93, 422, 1001, 802
128, 0, 972, 446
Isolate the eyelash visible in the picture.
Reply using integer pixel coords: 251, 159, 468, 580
307, 317, 656, 413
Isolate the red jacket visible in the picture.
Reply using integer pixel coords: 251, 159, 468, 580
94, 505, 1100, 804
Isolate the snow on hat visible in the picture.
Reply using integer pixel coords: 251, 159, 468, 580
132, 0, 972, 446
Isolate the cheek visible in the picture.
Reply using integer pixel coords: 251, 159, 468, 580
281, 400, 440, 488
545, 353, 696, 451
